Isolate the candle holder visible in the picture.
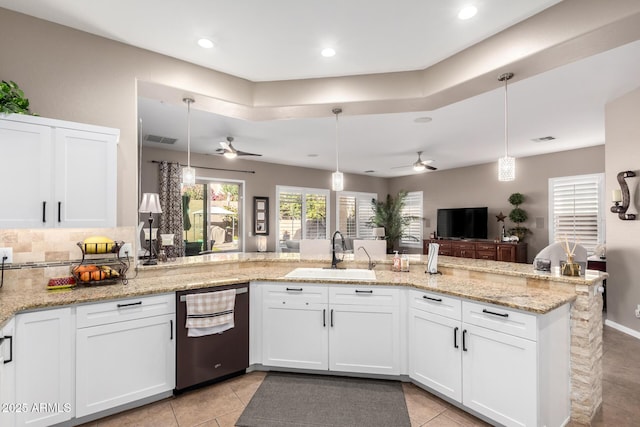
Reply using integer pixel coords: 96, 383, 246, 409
610, 171, 637, 220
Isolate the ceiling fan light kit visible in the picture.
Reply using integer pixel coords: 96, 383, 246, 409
498, 72, 515, 182
182, 97, 196, 185
332, 107, 344, 191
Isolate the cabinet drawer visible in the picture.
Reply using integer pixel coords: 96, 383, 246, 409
77, 293, 175, 328
476, 250, 497, 260
409, 289, 461, 320
262, 283, 328, 303
462, 301, 537, 341
475, 243, 495, 251
330, 286, 399, 306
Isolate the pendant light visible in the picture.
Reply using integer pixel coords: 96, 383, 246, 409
182, 97, 196, 185
498, 72, 515, 182
331, 107, 344, 191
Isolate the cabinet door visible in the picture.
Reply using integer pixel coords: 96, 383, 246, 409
262, 301, 328, 370
0, 120, 53, 228
409, 308, 462, 401
15, 308, 73, 427
54, 127, 117, 228
0, 318, 16, 427
496, 244, 515, 262
76, 313, 175, 417
462, 323, 537, 427
329, 304, 400, 375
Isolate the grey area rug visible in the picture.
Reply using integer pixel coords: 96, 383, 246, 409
236, 372, 411, 427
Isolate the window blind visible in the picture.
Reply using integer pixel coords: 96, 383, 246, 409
337, 192, 376, 239
548, 174, 604, 254
276, 186, 330, 251
400, 191, 423, 247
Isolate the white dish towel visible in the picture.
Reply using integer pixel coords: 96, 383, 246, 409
185, 289, 236, 337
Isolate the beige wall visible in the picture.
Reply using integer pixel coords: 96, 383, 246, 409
389, 146, 605, 260
141, 147, 388, 252
605, 86, 640, 334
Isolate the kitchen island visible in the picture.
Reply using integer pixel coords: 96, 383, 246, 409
0, 253, 606, 425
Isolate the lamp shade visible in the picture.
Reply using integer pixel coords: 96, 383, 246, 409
373, 227, 385, 238
139, 193, 163, 214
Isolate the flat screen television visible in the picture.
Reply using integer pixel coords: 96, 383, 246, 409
437, 207, 488, 240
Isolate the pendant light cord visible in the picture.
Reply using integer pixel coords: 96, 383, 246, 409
335, 111, 340, 172
186, 99, 192, 169
504, 75, 509, 158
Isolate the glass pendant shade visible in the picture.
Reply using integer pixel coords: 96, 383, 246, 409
182, 166, 196, 185
332, 171, 344, 191
498, 156, 515, 181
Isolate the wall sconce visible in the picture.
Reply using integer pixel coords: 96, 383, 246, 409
611, 171, 638, 220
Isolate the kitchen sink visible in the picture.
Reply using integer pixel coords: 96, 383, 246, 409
285, 267, 376, 281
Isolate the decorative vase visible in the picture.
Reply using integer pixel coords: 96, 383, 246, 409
561, 255, 581, 276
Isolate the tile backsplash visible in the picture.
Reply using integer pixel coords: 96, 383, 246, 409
0, 226, 136, 291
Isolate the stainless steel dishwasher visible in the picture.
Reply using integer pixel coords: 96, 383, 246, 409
175, 283, 249, 391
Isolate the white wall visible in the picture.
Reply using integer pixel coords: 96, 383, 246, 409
605, 86, 640, 334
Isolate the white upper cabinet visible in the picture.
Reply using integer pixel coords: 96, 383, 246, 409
0, 114, 119, 228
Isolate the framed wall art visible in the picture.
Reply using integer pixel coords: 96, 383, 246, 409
253, 196, 269, 235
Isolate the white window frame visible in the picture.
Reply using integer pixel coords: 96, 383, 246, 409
400, 191, 423, 248
548, 173, 605, 254
335, 191, 377, 239
276, 185, 330, 252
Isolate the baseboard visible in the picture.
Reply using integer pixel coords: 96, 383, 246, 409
604, 319, 640, 340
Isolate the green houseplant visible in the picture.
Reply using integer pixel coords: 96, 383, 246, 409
0, 80, 35, 115
507, 192, 530, 241
370, 190, 420, 253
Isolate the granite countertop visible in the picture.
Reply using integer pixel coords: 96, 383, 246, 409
0, 253, 607, 326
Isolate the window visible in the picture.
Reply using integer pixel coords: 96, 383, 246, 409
548, 173, 604, 254
336, 192, 377, 239
400, 191, 423, 247
276, 186, 330, 252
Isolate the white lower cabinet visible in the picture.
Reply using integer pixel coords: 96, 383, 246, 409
409, 290, 570, 427
14, 308, 73, 427
75, 294, 176, 418
260, 283, 400, 375
1, 317, 16, 427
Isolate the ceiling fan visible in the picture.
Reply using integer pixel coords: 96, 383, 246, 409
392, 151, 438, 172
215, 136, 262, 159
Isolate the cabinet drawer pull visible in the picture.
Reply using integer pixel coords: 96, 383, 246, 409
454, 327, 459, 349
117, 301, 142, 308
462, 329, 468, 352
355, 290, 373, 294
2, 335, 13, 364
482, 308, 509, 318
57, 201, 62, 223
42, 201, 46, 223
423, 295, 442, 302
286, 287, 303, 292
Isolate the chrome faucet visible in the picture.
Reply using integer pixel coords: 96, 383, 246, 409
331, 230, 345, 269
358, 246, 376, 270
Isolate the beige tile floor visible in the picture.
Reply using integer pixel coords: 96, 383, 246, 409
81, 325, 639, 427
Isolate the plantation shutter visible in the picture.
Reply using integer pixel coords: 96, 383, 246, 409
548, 174, 604, 254
337, 192, 376, 239
276, 186, 330, 251
400, 191, 423, 247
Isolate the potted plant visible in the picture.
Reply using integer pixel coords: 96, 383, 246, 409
0, 80, 35, 115
507, 192, 530, 241
370, 190, 420, 253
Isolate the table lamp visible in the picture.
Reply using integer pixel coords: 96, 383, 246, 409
139, 193, 163, 265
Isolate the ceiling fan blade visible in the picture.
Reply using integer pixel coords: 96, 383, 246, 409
425, 165, 438, 171
391, 164, 412, 170
235, 150, 262, 157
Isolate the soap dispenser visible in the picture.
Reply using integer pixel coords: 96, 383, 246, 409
392, 251, 401, 272
401, 251, 410, 272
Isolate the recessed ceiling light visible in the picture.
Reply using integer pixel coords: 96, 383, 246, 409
458, 5, 477, 20
413, 116, 433, 123
197, 38, 214, 49
321, 48, 336, 58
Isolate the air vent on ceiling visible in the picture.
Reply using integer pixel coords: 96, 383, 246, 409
531, 136, 556, 142
144, 134, 178, 145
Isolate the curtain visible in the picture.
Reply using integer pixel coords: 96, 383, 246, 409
158, 161, 185, 257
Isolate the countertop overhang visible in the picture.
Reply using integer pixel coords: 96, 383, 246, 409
0, 253, 607, 326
